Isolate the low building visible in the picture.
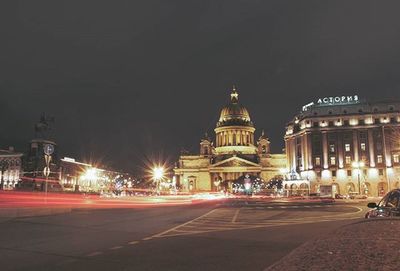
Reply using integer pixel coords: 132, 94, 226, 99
59, 157, 92, 191
285, 95, 400, 196
174, 86, 286, 192
0, 147, 23, 190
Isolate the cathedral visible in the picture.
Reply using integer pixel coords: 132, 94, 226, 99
174, 86, 286, 192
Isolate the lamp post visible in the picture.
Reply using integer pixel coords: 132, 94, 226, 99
352, 161, 365, 195
153, 167, 164, 195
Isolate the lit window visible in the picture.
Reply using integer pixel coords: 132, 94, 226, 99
377, 155, 383, 164
345, 156, 352, 165
315, 157, 321, 166
360, 142, 366, 151
330, 156, 336, 166
329, 144, 335, 153
393, 154, 399, 163
345, 144, 351, 152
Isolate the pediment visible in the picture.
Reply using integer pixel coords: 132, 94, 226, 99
211, 156, 260, 168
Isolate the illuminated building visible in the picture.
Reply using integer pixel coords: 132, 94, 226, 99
0, 147, 23, 190
174, 86, 286, 192
59, 157, 92, 191
285, 95, 400, 196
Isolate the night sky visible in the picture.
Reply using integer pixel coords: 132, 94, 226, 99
2, 1, 400, 174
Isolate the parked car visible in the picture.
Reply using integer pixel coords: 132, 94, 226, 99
365, 189, 400, 218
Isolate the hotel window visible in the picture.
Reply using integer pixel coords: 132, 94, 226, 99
347, 170, 352, 177
329, 144, 335, 153
345, 143, 351, 152
330, 156, 336, 166
315, 157, 321, 166
332, 170, 337, 177
379, 169, 384, 176
345, 156, 352, 165
377, 155, 383, 164
360, 142, 366, 151
393, 154, 399, 163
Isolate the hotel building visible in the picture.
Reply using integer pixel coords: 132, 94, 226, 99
285, 95, 400, 196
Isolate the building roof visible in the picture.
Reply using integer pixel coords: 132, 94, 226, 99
289, 97, 400, 125
216, 86, 254, 128
0, 149, 23, 157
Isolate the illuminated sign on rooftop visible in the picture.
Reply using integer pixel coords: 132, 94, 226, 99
302, 95, 360, 111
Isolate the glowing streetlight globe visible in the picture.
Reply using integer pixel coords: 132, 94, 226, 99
153, 167, 164, 180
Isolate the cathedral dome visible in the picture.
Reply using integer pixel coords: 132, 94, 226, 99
217, 86, 253, 127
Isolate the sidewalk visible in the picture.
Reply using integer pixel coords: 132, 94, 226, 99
265, 218, 400, 271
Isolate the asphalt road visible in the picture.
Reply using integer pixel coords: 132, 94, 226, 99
0, 199, 367, 271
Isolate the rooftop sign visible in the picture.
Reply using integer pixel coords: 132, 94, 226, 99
302, 95, 360, 111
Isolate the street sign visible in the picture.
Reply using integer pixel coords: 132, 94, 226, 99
43, 167, 51, 177
43, 144, 54, 155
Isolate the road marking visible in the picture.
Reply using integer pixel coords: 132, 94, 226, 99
110, 246, 123, 250
146, 205, 365, 239
142, 237, 153, 241
129, 241, 139, 245
150, 209, 218, 239
231, 209, 240, 223
86, 251, 103, 257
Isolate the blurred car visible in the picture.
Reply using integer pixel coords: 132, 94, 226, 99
365, 189, 400, 218
335, 194, 346, 199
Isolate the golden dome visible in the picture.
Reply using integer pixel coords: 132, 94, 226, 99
217, 86, 253, 127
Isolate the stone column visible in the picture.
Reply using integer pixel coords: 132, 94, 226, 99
300, 135, 306, 170
307, 133, 313, 169
291, 138, 297, 171
337, 133, 344, 168
368, 129, 375, 167
303, 133, 309, 170
322, 131, 328, 169
353, 130, 359, 162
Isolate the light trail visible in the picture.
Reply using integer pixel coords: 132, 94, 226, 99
0, 191, 227, 209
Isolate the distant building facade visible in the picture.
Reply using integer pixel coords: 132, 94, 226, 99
174, 86, 286, 192
0, 147, 23, 190
285, 95, 400, 196
59, 157, 92, 191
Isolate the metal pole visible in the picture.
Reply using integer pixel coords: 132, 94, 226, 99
45, 174, 48, 201
358, 172, 361, 194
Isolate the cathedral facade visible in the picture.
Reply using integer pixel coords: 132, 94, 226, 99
174, 86, 286, 192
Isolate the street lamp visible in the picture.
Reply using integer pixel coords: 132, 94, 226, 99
352, 161, 365, 195
81, 168, 99, 192
153, 166, 164, 194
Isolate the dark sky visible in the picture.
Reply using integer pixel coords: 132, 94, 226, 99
2, 1, 400, 174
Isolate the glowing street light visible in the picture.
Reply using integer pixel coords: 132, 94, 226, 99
153, 167, 164, 180
153, 166, 165, 193
352, 161, 365, 194
81, 168, 99, 191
